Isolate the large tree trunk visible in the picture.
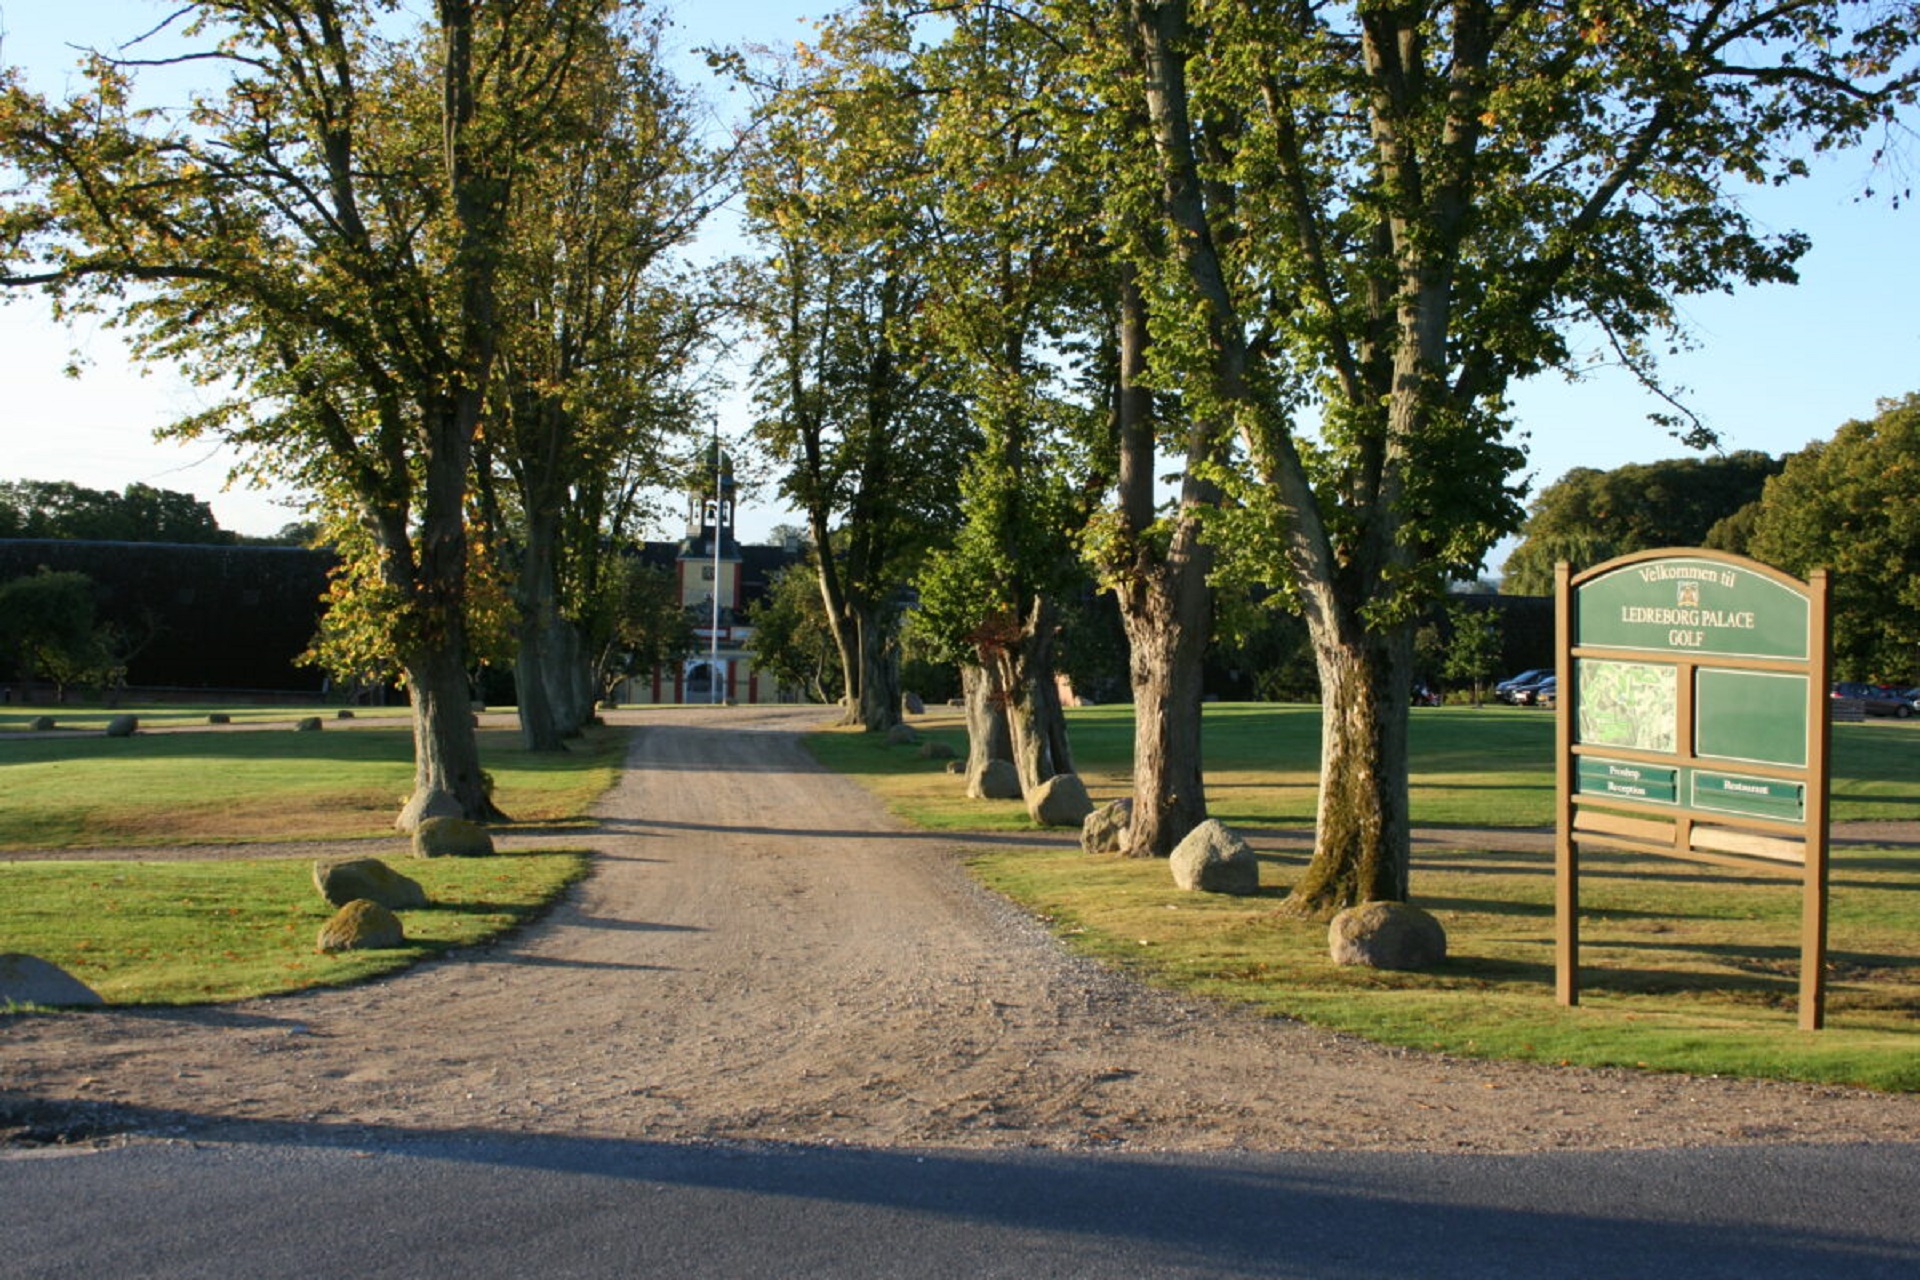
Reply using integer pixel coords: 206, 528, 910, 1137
961, 662, 1014, 796
1110, 264, 1217, 858
513, 509, 568, 752
985, 595, 1066, 794
401, 638, 506, 827
1283, 621, 1413, 915
1117, 546, 1211, 858
854, 605, 901, 732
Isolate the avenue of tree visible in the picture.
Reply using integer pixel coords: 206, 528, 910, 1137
5, 1, 1916, 920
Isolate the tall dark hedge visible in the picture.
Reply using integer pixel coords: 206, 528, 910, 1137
0, 540, 333, 691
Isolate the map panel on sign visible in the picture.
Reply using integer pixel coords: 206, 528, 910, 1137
1575, 659, 1677, 754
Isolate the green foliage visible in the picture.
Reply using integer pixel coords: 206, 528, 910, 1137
1440, 602, 1503, 704
746, 563, 844, 705
1502, 452, 1786, 594
0, 480, 227, 544
589, 556, 696, 701
0, 567, 130, 696
1747, 393, 1920, 682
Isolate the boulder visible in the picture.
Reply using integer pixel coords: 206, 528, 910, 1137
336, 709, 355, 720
902, 691, 926, 716
395, 788, 464, 832
313, 858, 428, 910
1028, 773, 1094, 828
1081, 797, 1133, 855
885, 723, 921, 746
105, 715, 138, 738
294, 716, 324, 732
316, 900, 406, 953
29, 716, 55, 732
970, 758, 1023, 801
944, 759, 965, 775
916, 740, 956, 761
1170, 820, 1261, 895
413, 816, 495, 858
1328, 901, 1448, 971
208, 713, 231, 725
0, 953, 104, 1008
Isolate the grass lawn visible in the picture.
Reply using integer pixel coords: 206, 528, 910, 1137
1, 852, 591, 1005
0, 708, 623, 1007
811, 703, 1920, 1091
0, 716, 627, 850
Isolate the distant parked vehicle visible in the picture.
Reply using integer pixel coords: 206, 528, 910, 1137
1495, 669, 1554, 704
1831, 682, 1916, 718
1516, 675, 1557, 707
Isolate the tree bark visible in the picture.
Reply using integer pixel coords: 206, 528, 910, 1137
985, 595, 1065, 794
854, 604, 902, 732
513, 508, 568, 752
961, 662, 1014, 796
1284, 621, 1413, 915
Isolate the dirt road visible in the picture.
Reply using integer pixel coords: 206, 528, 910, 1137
5, 705, 1917, 1152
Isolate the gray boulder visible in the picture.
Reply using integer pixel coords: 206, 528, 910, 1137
1328, 901, 1448, 971
105, 715, 138, 738
208, 713, 231, 725
902, 691, 926, 716
313, 858, 428, 910
414, 816, 495, 858
885, 723, 921, 746
395, 788, 464, 832
0, 953, 104, 1008
294, 716, 324, 732
944, 759, 966, 775
1081, 797, 1133, 855
29, 716, 55, 732
1170, 819, 1261, 895
1028, 773, 1094, 828
916, 740, 956, 761
970, 758, 1023, 800
316, 900, 406, 953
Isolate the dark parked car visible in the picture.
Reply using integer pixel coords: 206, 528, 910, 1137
1495, 669, 1554, 704
1516, 675, 1557, 708
1831, 682, 1916, 718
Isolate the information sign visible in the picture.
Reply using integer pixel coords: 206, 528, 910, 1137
1555, 549, 1832, 1030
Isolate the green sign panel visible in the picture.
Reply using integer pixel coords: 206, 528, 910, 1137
1691, 771, 1806, 823
1575, 556, 1809, 660
1576, 757, 1678, 804
1694, 669, 1808, 768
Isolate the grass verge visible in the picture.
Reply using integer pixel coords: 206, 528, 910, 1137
0, 718, 628, 849
812, 703, 1920, 1091
1, 851, 591, 1006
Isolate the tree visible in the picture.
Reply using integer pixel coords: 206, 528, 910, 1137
1440, 602, 1502, 706
1747, 393, 1920, 683
735, 26, 974, 732
746, 561, 844, 705
1, 2, 625, 824
1036, 0, 1918, 914
0, 567, 130, 700
585, 555, 696, 706
472, 9, 719, 750
1500, 452, 1784, 594
0, 480, 227, 544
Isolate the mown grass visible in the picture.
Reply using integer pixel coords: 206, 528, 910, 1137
814, 702, 1920, 828
812, 703, 1920, 1091
0, 852, 591, 1006
0, 718, 628, 849
0, 709, 622, 1006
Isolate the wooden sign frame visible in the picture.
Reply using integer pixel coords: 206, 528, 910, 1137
1554, 549, 1833, 1030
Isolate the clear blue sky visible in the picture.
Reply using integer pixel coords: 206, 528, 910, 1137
3, 1, 1915, 560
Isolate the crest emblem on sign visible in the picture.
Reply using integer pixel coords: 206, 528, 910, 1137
1677, 581, 1700, 608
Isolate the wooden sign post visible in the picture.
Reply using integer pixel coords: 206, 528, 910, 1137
1555, 549, 1833, 1030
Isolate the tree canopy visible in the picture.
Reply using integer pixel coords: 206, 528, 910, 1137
1746, 393, 1920, 683
1500, 451, 1785, 594
0, 480, 228, 544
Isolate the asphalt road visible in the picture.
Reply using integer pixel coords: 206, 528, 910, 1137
4, 1126, 1917, 1278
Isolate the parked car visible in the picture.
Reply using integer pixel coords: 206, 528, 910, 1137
1494, 669, 1554, 704
1516, 675, 1557, 707
1830, 682, 1917, 718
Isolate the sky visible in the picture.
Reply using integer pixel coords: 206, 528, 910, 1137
2, 1, 1916, 562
